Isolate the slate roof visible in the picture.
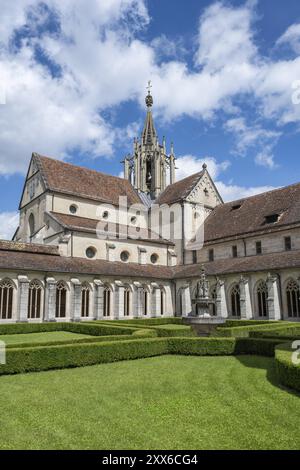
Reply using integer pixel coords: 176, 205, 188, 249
204, 182, 300, 242
0, 240, 59, 256
173, 250, 300, 278
48, 212, 174, 245
0, 240, 299, 279
34, 153, 142, 206
155, 170, 205, 205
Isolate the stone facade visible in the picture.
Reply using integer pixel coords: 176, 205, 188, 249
0, 90, 298, 323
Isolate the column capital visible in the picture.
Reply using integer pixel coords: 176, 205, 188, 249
70, 278, 81, 285
94, 279, 104, 287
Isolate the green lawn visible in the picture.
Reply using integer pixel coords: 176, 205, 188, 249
0, 355, 299, 450
0, 331, 92, 345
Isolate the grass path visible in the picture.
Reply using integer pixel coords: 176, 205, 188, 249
0, 355, 299, 450
0, 331, 92, 345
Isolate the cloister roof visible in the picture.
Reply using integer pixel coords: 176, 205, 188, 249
204, 182, 300, 243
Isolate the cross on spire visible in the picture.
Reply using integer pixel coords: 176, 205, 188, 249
146, 80, 152, 95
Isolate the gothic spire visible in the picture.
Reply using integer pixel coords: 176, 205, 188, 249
142, 80, 157, 145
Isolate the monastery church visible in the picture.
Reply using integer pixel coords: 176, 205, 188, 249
0, 88, 300, 323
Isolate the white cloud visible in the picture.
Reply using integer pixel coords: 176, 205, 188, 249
175, 155, 230, 181
255, 147, 278, 169
0, 212, 19, 240
174, 154, 276, 202
215, 181, 276, 202
276, 23, 300, 54
0, 0, 300, 177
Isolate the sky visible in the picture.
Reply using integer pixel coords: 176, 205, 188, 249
0, 0, 300, 239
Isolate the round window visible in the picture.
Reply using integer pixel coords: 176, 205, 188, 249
102, 211, 109, 219
120, 251, 129, 262
150, 253, 159, 264
86, 247, 96, 259
69, 204, 77, 214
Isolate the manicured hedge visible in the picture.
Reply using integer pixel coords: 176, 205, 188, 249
167, 337, 236, 355
0, 338, 170, 375
0, 322, 138, 337
215, 322, 290, 338
217, 320, 278, 328
250, 324, 300, 340
234, 338, 285, 357
4, 328, 156, 350
100, 320, 195, 337
100, 317, 183, 326
275, 343, 300, 392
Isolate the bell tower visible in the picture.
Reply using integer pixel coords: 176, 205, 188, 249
123, 82, 176, 201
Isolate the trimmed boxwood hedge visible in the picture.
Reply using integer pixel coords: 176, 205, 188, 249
99, 320, 195, 337
0, 338, 170, 375
250, 325, 300, 340
0, 335, 290, 375
0, 322, 138, 337
275, 343, 300, 392
4, 328, 156, 350
217, 319, 278, 328
215, 322, 291, 338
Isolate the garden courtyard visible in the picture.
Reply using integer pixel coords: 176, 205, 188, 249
0, 354, 299, 450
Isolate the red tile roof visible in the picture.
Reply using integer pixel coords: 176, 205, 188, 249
34, 153, 142, 206
204, 182, 300, 242
155, 171, 205, 205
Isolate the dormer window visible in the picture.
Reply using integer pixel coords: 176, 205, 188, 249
231, 204, 242, 211
264, 213, 280, 224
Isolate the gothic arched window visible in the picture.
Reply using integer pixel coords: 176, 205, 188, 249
28, 213, 35, 238
124, 287, 131, 316
56, 281, 67, 318
81, 283, 90, 317
28, 280, 42, 319
286, 279, 300, 318
160, 288, 165, 316
230, 284, 240, 317
142, 288, 148, 316
256, 281, 268, 317
0, 279, 14, 320
103, 286, 111, 317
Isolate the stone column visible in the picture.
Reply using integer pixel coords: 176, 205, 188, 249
44, 277, 57, 322
114, 280, 125, 319
17, 275, 29, 322
216, 279, 228, 318
267, 273, 281, 320
180, 285, 192, 317
94, 280, 104, 320
71, 278, 82, 322
239, 276, 253, 319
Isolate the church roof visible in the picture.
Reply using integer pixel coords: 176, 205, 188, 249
0, 244, 173, 279
204, 182, 300, 243
0, 240, 59, 256
174, 249, 300, 278
0, 240, 299, 279
48, 212, 174, 245
155, 170, 205, 205
34, 153, 142, 206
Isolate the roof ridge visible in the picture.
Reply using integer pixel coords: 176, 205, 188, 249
34, 153, 129, 184
219, 180, 300, 207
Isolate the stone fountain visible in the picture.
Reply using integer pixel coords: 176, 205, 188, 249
183, 267, 225, 335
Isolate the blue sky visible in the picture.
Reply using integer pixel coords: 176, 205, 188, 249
0, 0, 300, 238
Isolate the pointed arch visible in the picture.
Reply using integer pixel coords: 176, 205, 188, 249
56, 281, 68, 318
285, 278, 300, 318
255, 280, 268, 317
0, 279, 14, 320
28, 280, 43, 319
28, 213, 35, 238
229, 283, 240, 317
81, 282, 91, 318
103, 284, 112, 317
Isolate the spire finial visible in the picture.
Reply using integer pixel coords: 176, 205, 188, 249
145, 80, 153, 108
